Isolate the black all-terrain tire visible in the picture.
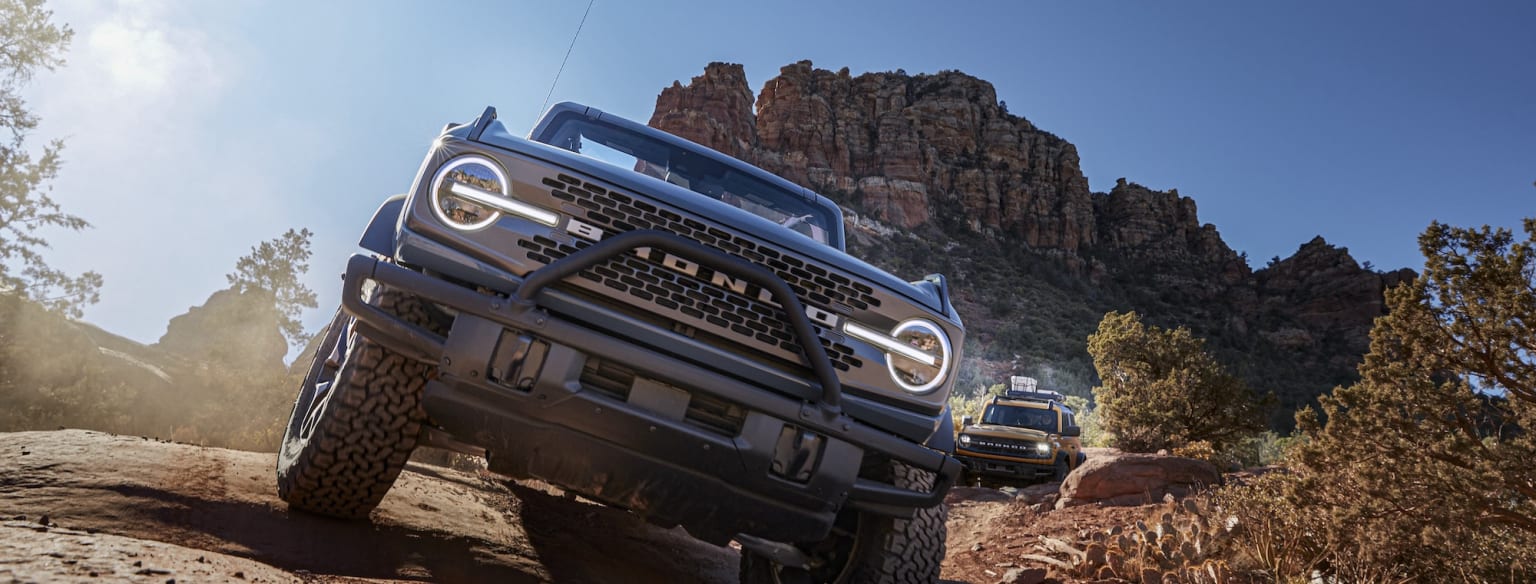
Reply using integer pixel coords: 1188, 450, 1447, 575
1051, 455, 1071, 483
275, 288, 446, 519
740, 461, 947, 584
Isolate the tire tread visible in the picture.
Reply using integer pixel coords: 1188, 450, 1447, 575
276, 290, 444, 519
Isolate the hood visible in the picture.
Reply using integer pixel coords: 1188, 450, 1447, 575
964, 424, 1051, 441
471, 105, 953, 317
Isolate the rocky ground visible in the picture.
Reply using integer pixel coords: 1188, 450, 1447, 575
943, 490, 1157, 584
0, 430, 737, 583
0, 431, 1209, 584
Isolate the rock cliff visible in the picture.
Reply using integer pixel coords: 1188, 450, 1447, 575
650, 61, 1412, 425
1257, 236, 1415, 340
157, 288, 287, 372
653, 61, 1095, 251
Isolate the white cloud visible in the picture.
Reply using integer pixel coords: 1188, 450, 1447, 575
22, 0, 328, 345
90, 8, 183, 98
49, 0, 226, 107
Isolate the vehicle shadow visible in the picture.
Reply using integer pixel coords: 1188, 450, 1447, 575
507, 480, 740, 584
97, 483, 542, 583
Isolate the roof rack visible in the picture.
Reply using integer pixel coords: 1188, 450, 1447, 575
998, 389, 1065, 404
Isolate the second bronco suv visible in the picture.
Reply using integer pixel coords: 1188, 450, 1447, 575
956, 389, 1085, 483
275, 103, 965, 583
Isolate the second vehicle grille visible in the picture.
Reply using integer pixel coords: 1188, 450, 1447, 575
967, 436, 1051, 459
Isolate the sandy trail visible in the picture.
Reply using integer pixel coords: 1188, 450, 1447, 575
0, 429, 1138, 583
0, 430, 738, 583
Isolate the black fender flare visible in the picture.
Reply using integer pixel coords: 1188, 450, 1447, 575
924, 405, 956, 454
359, 195, 408, 256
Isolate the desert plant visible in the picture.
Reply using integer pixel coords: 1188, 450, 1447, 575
948, 383, 1004, 428
1022, 496, 1238, 583
226, 228, 318, 346
1219, 218, 1536, 582
1087, 311, 1271, 453
1172, 440, 1237, 472
0, 0, 100, 318
1211, 472, 1332, 581
1062, 394, 1109, 447
1225, 431, 1293, 468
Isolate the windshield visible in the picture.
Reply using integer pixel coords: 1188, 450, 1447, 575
981, 405, 1058, 433
534, 114, 837, 246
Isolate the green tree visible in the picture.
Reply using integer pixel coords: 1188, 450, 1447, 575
1272, 218, 1536, 579
0, 0, 99, 319
947, 382, 1004, 429
1086, 311, 1268, 453
1061, 394, 1107, 447
226, 228, 317, 346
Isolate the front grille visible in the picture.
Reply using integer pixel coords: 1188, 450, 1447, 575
966, 436, 1051, 459
523, 174, 868, 372
543, 175, 880, 310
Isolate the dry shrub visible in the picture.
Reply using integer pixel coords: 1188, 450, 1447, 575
158, 363, 298, 451
0, 293, 305, 452
1022, 497, 1242, 584
1211, 219, 1536, 583
1211, 472, 1328, 582
1214, 465, 1536, 583
1172, 440, 1237, 472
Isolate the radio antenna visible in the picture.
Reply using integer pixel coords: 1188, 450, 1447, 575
540, 0, 596, 118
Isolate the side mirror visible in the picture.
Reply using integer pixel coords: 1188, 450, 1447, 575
1062, 425, 1082, 437
961, 415, 974, 428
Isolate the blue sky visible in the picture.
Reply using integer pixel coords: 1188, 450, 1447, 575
27, 0, 1534, 344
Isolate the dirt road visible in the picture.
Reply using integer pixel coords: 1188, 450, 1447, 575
0, 430, 1147, 583
0, 430, 738, 583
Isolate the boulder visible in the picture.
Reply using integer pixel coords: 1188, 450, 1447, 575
943, 486, 1015, 505
1055, 452, 1220, 509
156, 288, 286, 373
999, 567, 1047, 584
1017, 482, 1059, 506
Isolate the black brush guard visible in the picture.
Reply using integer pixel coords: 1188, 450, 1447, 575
339, 230, 960, 513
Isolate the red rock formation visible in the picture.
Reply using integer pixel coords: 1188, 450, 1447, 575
1257, 237, 1415, 346
1095, 179, 1249, 285
650, 61, 1096, 251
649, 63, 757, 161
649, 61, 1414, 423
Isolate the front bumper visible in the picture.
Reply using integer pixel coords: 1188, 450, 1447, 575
339, 232, 960, 544
954, 448, 1058, 480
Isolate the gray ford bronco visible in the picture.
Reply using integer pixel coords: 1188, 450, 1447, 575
276, 103, 965, 583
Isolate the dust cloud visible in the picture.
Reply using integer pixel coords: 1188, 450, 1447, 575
0, 290, 311, 452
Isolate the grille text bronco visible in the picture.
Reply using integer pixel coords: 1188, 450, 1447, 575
565, 216, 843, 329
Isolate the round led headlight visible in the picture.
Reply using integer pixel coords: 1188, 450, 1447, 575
431, 155, 508, 231
959, 434, 972, 445
888, 319, 952, 394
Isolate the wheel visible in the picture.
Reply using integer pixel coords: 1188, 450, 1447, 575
276, 288, 447, 519
739, 460, 946, 584
1051, 455, 1071, 482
